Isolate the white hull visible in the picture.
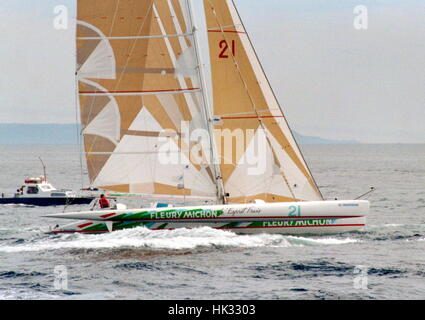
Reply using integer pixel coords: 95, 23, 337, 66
46, 200, 369, 235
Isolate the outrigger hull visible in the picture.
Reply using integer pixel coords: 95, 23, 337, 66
46, 200, 369, 235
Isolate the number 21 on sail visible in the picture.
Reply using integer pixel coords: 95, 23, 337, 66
219, 40, 236, 59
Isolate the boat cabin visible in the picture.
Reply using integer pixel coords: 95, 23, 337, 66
15, 176, 75, 198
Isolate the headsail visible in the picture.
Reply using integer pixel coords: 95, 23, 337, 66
77, 0, 218, 201
204, 0, 323, 203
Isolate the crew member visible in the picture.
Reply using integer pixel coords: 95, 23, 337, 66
99, 194, 110, 209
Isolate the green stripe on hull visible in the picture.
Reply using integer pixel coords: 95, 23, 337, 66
74, 218, 341, 233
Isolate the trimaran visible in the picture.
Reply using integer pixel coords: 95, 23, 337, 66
46, 0, 369, 234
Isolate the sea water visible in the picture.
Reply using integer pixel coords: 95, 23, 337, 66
0, 144, 424, 300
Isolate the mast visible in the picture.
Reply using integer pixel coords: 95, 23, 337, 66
38, 157, 47, 182
74, 3, 85, 191
186, 0, 226, 204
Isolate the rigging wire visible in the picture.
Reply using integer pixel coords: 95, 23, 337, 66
74, 68, 85, 191
206, 0, 297, 200
355, 187, 376, 200
230, 0, 324, 201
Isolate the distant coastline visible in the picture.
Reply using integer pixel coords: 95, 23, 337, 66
0, 123, 359, 145
292, 132, 359, 145
0, 124, 80, 145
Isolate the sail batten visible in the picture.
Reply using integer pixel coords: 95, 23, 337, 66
78, 33, 193, 40
79, 88, 201, 96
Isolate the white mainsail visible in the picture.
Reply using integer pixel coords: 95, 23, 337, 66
77, 0, 219, 200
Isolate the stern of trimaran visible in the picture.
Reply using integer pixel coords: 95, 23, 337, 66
46, 0, 368, 235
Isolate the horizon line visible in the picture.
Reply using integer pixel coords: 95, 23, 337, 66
0, 122, 423, 145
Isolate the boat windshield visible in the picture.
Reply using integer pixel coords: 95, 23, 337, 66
27, 186, 39, 194
39, 184, 54, 191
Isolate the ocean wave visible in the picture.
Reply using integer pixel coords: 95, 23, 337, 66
365, 224, 408, 232
0, 203, 35, 208
285, 236, 359, 246
0, 271, 47, 279
251, 260, 407, 281
250, 260, 356, 280
0, 227, 361, 253
368, 268, 406, 277
382, 224, 404, 228
0, 288, 63, 300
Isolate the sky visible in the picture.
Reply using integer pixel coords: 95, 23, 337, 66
0, 0, 424, 143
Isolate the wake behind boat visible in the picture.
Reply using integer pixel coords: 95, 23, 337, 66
47, 0, 369, 235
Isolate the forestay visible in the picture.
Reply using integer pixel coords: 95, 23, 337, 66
204, 0, 323, 203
